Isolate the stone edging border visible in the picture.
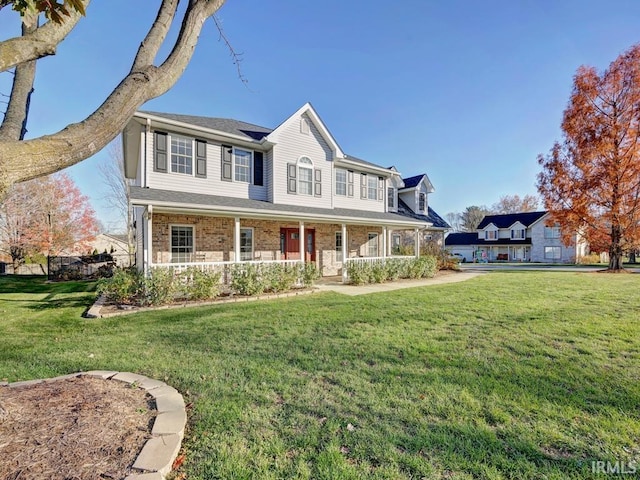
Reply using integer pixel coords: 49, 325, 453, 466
85, 288, 318, 319
2, 371, 186, 480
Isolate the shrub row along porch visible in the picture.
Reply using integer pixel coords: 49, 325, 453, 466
132, 188, 437, 283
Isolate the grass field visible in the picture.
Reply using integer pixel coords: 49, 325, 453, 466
0, 272, 639, 479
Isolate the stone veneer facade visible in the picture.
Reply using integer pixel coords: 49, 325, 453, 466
151, 213, 416, 276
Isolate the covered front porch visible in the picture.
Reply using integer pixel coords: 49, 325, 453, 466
137, 207, 427, 282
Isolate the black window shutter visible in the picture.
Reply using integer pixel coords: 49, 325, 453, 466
254, 152, 264, 186
360, 173, 367, 199
314, 169, 322, 197
221, 145, 233, 181
287, 163, 297, 194
154, 132, 168, 173
347, 171, 354, 197
195, 140, 207, 178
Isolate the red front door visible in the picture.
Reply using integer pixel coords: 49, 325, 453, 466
281, 228, 315, 261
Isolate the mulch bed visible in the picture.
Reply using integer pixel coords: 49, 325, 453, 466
0, 376, 156, 480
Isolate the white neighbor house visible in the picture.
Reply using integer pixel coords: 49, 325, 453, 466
445, 211, 587, 263
122, 103, 449, 279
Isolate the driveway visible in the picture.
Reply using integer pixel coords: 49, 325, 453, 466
459, 263, 640, 273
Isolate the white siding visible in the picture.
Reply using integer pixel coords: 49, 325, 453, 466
399, 190, 416, 212
530, 220, 578, 263
331, 168, 386, 212
271, 114, 333, 208
266, 149, 274, 203
145, 132, 268, 201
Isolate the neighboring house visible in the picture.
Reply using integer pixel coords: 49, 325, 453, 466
122, 103, 449, 278
445, 211, 587, 263
86, 233, 132, 266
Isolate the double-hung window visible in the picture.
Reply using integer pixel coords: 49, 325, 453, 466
335, 169, 347, 196
367, 176, 378, 200
544, 246, 561, 259
170, 135, 193, 175
418, 193, 426, 211
388, 187, 395, 209
544, 226, 561, 239
240, 228, 253, 261
485, 230, 497, 240
234, 148, 252, 183
335, 232, 343, 253
171, 226, 194, 262
368, 233, 379, 257
298, 157, 313, 195
511, 229, 525, 239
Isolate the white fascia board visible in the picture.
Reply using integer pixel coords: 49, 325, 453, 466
334, 158, 395, 176
528, 212, 550, 228
131, 198, 427, 228
132, 112, 274, 150
122, 121, 141, 179
266, 102, 344, 157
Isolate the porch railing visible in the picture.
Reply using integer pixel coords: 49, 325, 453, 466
344, 255, 415, 266
148, 259, 305, 285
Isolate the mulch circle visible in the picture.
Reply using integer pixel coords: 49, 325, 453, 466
0, 376, 156, 480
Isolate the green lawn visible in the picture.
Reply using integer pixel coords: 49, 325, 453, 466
1, 273, 639, 479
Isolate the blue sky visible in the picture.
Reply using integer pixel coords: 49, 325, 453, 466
1, 0, 640, 231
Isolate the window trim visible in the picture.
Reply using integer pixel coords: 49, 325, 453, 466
391, 233, 401, 254
233, 147, 253, 183
335, 231, 343, 253
418, 192, 426, 212
485, 229, 498, 240
335, 168, 347, 196
511, 228, 526, 240
170, 224, 195, 263
544, 226, 561, 239
544, 246, 561, 260
367, 175, 378, 200
387, 187, 396, 209
240, 227, 254, 261
169, 134, 194, 176
368, 232, 379, 257
298, 156, 314, 196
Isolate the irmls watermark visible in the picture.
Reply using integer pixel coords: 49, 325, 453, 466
591, 460, 637, 475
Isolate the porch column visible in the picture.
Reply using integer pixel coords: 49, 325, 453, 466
382, 227, 387, 258
299, 221, 305, 262
234, 217, 241, 262
145, 205, 153, 272
414, 228, 420, 258
341, 223, 348, 282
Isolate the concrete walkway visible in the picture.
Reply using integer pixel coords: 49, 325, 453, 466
315, 271, 483, 296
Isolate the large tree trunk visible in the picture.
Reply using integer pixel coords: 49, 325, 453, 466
608, 225, 624, 271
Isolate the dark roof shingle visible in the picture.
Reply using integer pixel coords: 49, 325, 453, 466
396, 198, 450, 229
477, 211, 547, 229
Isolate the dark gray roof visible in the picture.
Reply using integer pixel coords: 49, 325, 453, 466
477, 211, 547, 229
140, 111, 273, 142
445, 232, 531, 246
396, 198, 450, 229
343, 154, 390, 171
130, 187, 428, 226
401, 174, 425, 189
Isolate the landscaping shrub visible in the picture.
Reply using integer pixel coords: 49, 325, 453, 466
180, 267, 221, 300
230, 263, 266, 296
97, 268, 141, 304
264, 264, 298, 293
300, 262, 320, 287
139, 267, 178, 306
577, 253, 602, 265
346, 255, 438, 285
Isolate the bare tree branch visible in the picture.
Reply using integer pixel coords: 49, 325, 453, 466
131, 0, 179, 71
0, 12, 37, 140
213, 14, 248, 85
0, 0, 226, 192
0, 0, 89, 73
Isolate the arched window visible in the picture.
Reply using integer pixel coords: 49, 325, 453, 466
298, 156, 313, 195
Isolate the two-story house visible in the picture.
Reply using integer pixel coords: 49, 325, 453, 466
122, 103, 449, 278
444, 211, 587, 263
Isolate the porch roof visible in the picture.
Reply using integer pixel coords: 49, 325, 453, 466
130, 187, 431, 228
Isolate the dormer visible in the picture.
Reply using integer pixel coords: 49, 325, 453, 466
509, 221, 526, 240
398, 173, 435, 215
386, 166, 404, 212
482, 223, 498, 241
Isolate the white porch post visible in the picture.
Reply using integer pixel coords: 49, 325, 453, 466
382, 226, 387, 258
414, 228, 420, 258
234, 217, 241, 262
341, 223, 348, 282
146, 205, 153, 272
299, 221, 305, 262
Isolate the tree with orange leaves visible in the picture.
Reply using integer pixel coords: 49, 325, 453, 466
537, 44, 640, 271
